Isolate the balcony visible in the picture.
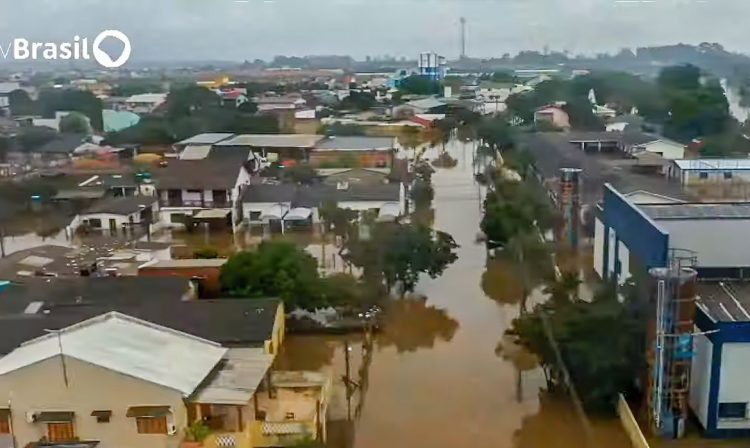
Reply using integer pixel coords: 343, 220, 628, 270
160, 199, 231, 208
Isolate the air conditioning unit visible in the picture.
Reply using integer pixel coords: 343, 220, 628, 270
25, 412, 36, 423
167, 424, 177, 436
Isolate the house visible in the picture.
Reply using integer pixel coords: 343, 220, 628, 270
310, 136, 396, 168
254, 95, 306, 112
594, 183, 750, 283
393, 97, 448, 117
0, 310, 328, 448
151, 150, 253, 229
215, 134, 324, 161
628, 138, 686, 160
173, 133, 236, 155
606, 114, 644, 132
0, 277, 285, 355
534, 104, 571, 130
668, 159, 750, 186
124, 93, 168, 115
138, 258, 228, 298
72, 195, 159, 234
6, 133, 86, 169
217, 89, 249, 108
0, 82, 21, 116
689, 282, 750, 438
241, 182, 405, 229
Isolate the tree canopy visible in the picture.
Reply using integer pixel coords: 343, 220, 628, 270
398, 75, 441, 95
59, 112, 91, 135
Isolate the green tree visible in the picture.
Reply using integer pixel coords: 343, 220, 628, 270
481, 180, 552, 247
237, 100, 258, 114
478, 116, 514, 153
337, 91, 377, 111
282, 163, 317, 184
104, 116, 175, 146
38, 89, 103, 130
8, 89, 38, 116
509, 282, 644, 413
344, 223, 458, 293
193, 247, 220, 259
562, 98, 605, 131
319, 201, 359, 239
18, 127, 57, 151
111, 79, 165, 97
59, 112, 91, 135
220, 241, 325, 310
398, 75, 441, 95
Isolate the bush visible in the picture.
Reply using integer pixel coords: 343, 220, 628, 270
193, 247, 220, 259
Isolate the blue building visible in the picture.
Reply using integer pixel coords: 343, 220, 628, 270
594, 184, 750, 283
417, 52, 447, 81
690, 283, 750, 437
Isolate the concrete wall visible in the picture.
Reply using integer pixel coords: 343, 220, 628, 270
594, 218, 605, 277
0, 356, 186, 448
689, 330, 713, 429
657, 218, 750, 269
716, 343, 750, 430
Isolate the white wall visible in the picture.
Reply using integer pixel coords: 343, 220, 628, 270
81, 212, 140, 230
182, 190, 202, 203
594, 218, 605, 277
657, 218, 750, 268
618, 244, 630, 284
607, 227, 617, 278
717, 343, 750, 429
682, 170, 750, 185
689, 330, 713, 429
642, 141, 685, 160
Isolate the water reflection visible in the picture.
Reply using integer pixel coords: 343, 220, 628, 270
377, 296, 459, 353
275, 335, 337, 371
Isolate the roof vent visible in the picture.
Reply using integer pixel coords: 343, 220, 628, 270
24, 301, 44, 314
336, 181, 349, 191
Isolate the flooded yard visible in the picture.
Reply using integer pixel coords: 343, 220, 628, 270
276, 140, 633, 448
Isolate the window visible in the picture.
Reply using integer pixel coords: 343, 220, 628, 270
249, 211, 262, 221
170, 213, 187, 224
47, 422, 76, 442
699, 171, 708, 179
718, 402, 748, 420
0, 409, 9, 434
724, 171, 733, 179
91, 410, 112, 423
136, 416, 168, 434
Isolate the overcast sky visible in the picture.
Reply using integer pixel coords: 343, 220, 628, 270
1, 0, 748, 62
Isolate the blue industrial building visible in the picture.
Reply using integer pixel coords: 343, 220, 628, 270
594, 184, 750, 283
691, 283, 750, 437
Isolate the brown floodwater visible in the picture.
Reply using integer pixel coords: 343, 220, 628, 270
275, 141, 633, 448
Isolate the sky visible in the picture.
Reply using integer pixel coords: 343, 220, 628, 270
0, 0, 749, 63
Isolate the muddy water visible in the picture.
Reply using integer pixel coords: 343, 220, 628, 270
276, 141, 633, 448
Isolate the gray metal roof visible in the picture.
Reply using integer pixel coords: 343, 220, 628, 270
673, 159, 750, 171
0, 311, 227, 396
315, 136, 395, 151
83, 195, 158, 216
175, 133, 236, 146
639, 203, 750, 220
697, 282, 750, 322
216, 134, 323, 148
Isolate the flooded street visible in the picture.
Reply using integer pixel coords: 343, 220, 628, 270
277, 140, 633, 448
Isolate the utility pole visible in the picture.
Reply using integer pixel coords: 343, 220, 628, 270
460, 17, 467, 59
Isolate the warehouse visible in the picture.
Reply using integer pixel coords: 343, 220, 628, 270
594, 184, 750, 283
690, 282, 750, 437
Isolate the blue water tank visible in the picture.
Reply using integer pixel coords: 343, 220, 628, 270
0, 280, 10, 293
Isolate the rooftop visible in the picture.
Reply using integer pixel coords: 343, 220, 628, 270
139, 258, 228, 269
673, 159, 750, 171
241, 182, 401, 206
83, 195, 158, 216
639, 203, 750, 220
30, 134, 86, 154
314, 136, 395, 151
125, 93, 167, 104
216, 134, 323, 149
151, 156, 247, 190
175, 133, 236, 146
192, 348, 274, 405
0, 311, 227, 397
405, 97, 446, 110
697, 282, 750, 323
0, 277, 281, 354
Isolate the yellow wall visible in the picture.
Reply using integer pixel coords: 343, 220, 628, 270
265, 302, 286, 355
0, 356, 188, 448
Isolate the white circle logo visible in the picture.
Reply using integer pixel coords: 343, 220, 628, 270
92, 30, 131, 68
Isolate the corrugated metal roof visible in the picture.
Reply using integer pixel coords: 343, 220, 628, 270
216, 134, 323, 148
639, 203, 750, 220
176, 133, 236, 146
673, 159, 750, 171
179, 145, 213, 160
315, 136, 395, 151
192, 348, 274, 405
0, 312, 226, 396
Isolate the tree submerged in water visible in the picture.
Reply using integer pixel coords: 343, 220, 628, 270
508, 280, 645, 414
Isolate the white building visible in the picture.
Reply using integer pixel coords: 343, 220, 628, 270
668, 159, 750, 186
124, 93, 168, 114
73, 196, 160, 234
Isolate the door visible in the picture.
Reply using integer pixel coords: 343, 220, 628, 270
109, 219, 118, 233
47, 422, 75, 442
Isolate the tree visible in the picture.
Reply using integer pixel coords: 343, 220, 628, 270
38, 88, 103, 130
111, 79, 165, 97
337, 91, 377, 111
506, 232, 552, 312
398, 75, 441, 95
509, 282, 644, 413
658, 64, 701, 91
344, 223, 458, 293
411, 160, 435, 209
8, 89, 37, 116
220, 241, 325, 310
562, 98, 605, 131
18, 127, 57, 151
481, 179, 552, 247
237, 100, 258, 114
282, 163, 317, 184
478, 116, 514, 153
319, 201, 358, 239
104, 116, 175, 146
59, 112, 91, 134
193, 247, 220, 259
